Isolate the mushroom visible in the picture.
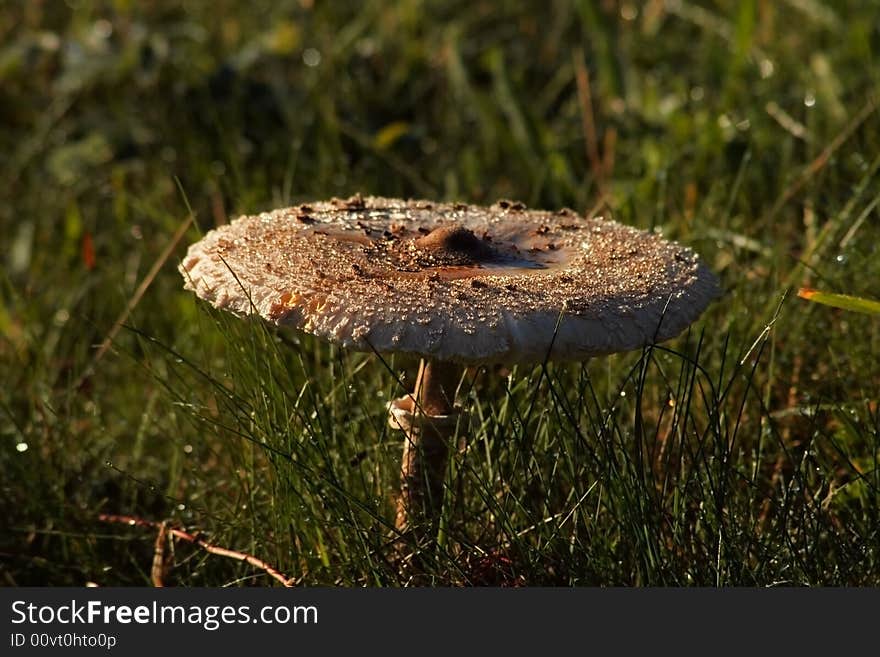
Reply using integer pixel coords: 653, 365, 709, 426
179, 195, 719, 549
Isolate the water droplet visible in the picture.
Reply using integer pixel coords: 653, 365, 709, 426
835, 254, 847, 264
619, 390, 626, 397
620, 3, 637, 21
53, 309, 70, 326
303, 48, 321, 67
183, 444, 193, 454
804, 92, 816, 107
177, 503, 186, 511
92, 19, 113, 40
15, 442, 28, 453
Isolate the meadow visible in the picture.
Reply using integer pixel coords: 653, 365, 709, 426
1, 0, 878, 586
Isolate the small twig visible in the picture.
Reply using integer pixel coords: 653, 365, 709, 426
98, 514, 295, 587
151, 521, 168, 587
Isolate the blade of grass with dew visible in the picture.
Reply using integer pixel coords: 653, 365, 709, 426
797, 289, 880, 316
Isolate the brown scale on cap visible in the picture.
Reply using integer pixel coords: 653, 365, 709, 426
413, 226, 494, 261
366, 225, 537, 274
180, 195, 719, 365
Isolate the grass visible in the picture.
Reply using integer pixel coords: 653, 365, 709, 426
1, 0, 879, 586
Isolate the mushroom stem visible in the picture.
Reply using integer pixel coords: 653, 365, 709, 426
390, 359, 461, 546
413, 358, 459, 416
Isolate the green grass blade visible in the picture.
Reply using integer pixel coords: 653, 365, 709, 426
797, 288, 880, 316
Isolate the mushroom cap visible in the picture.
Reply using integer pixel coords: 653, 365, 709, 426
180, 196, 719, 365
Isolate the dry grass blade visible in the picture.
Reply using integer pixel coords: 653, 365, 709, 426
769, 96, 878, 217
573, 47, 605, 194
75, 212, 194, 388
